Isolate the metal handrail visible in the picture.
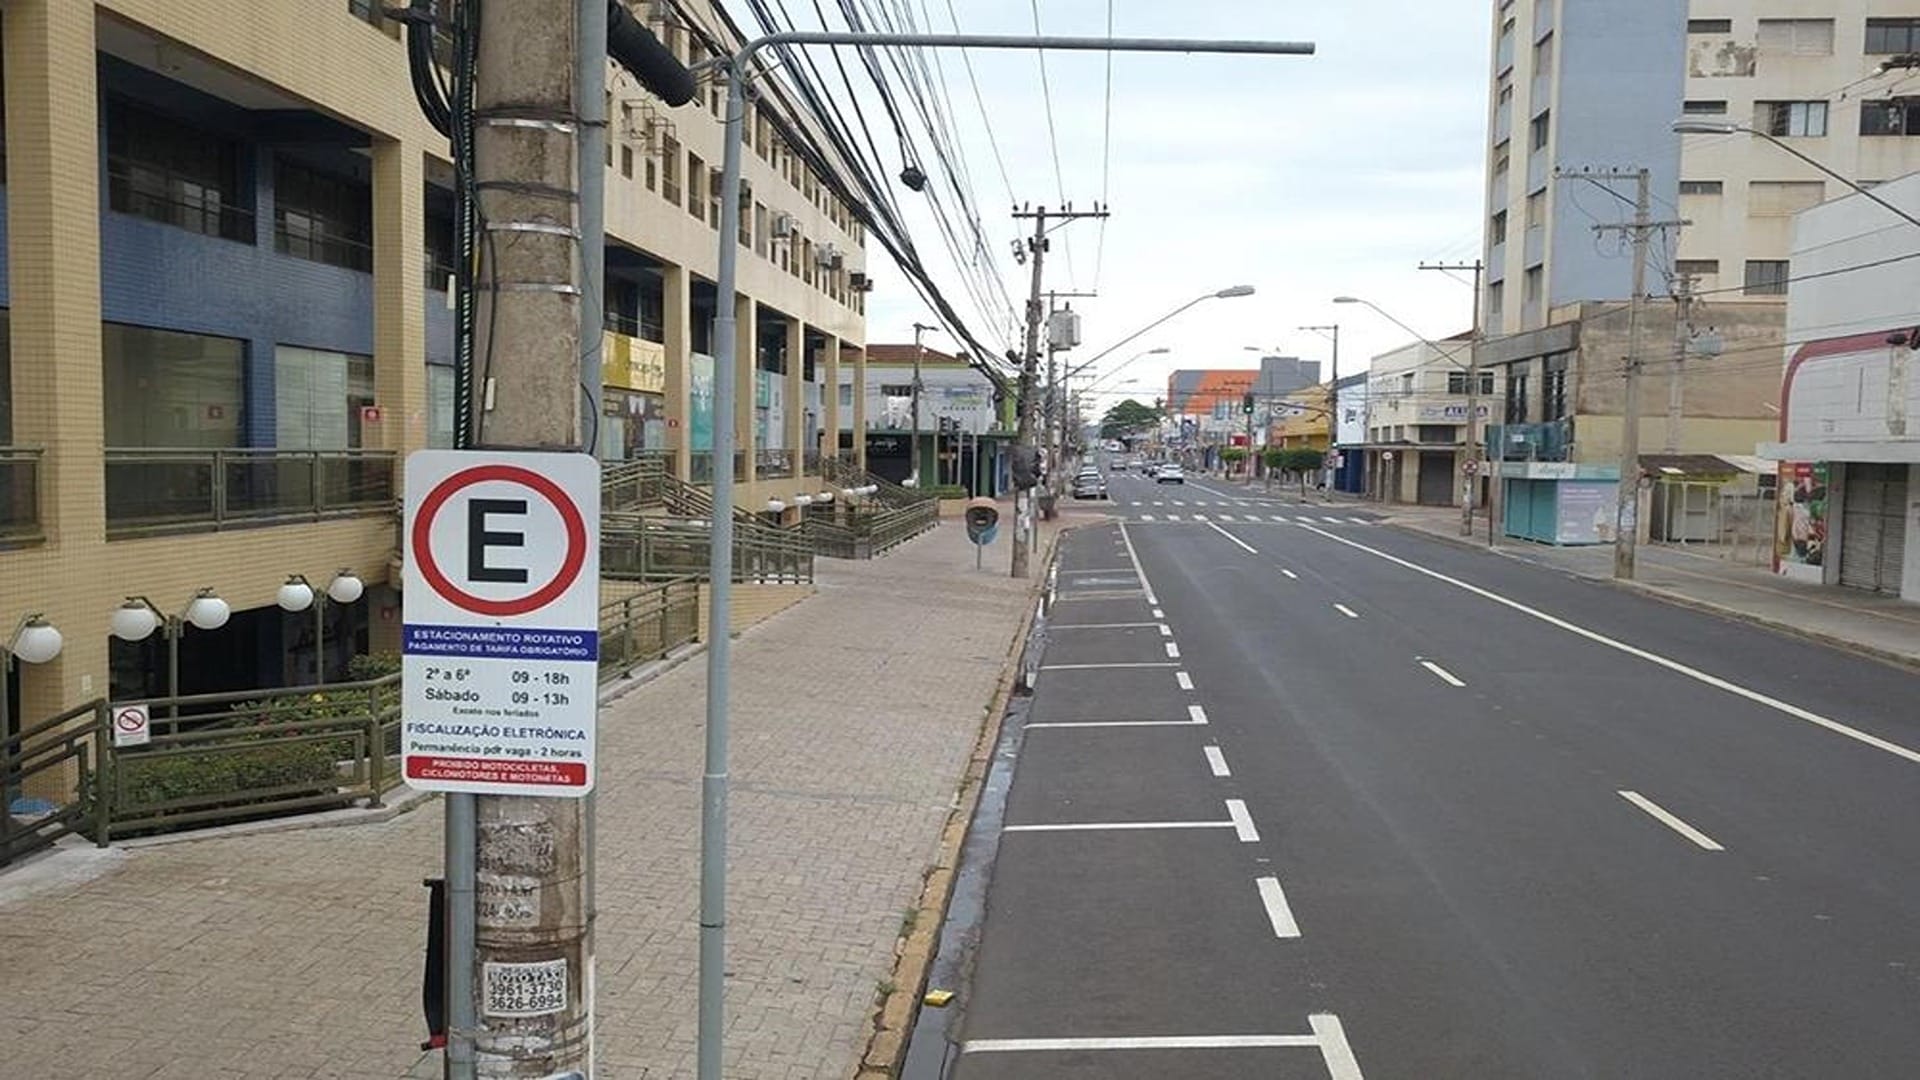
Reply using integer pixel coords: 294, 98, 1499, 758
104, 447, 397, 537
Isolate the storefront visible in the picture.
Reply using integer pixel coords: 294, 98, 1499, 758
599, 330, 667, 461
1500, 461, 1621, 545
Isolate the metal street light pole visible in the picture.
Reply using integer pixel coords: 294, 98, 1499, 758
911, 321, 936, 486
1077, 286, 1256, 393
1673, 118, 1920, 230
704, 29, 1311, 1080
1299, 324, 1339, 497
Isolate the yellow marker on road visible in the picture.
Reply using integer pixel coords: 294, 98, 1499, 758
923, 989, 956, 1007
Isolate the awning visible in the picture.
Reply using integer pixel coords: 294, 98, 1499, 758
1758, 441, 1920, 463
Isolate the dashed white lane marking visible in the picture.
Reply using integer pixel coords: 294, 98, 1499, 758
1207, 521, 1259, 554
1193, 513, 1210, 521
1141, 514, 1156, 522
1166, 641, 1182, 659
1348, 517, 1370, 524
1320, 516, 1344, 523
1176, 671, 1194, 691
1280, 569, 1299, 579
1173, 500, 1188, 506
1158, 624, 1173, 637
1311, 1014, 1367, 1080
1216, 513, 1235, 522
1189, 704, 1209, 724
1167, 513, 1184, 521
1334, 603, 1360, 619
1256, 875, 1301, 938
1271, 515, 1290, 522
1295, 516, 1318, 523
1116, 522, 1159, 606
1299, 523, 1920, 768
1204, 745, 1231, 777
1419, 660, 1465, 687
1226, 798, 1261, 842
1619, 790, 1725, 851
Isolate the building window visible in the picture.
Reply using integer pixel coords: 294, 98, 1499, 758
1525, 189, 1546, 229
1505, 370, 1530, 424
102, 323, 245, 448
1542, 353, 1569, 422
620, 144, 633, 179
754, 203, 769, 257
1492, 139, 1511, 180
1447, 371, 1496, 395
427, 363, 456, 449
1687, 18, 1732, 34
105, 100, 251, 243
1867, 18, 1920, 54
1682, 99, 1728, 115
661, 136, 681, 204
1679, 180, 1724, 195
1522, 265, 1543, 313
275, 346, 375, 450
738, 181, 754, 247
348, 0, 380, 25
1490, 209, 1508, 247
1532, 34, 1554, 77
425, 206, 455, 291
1756, 100, 1828, 137
1748, 180, 1825, 216
1674, 259, 1720, 280
1743, 259, 1790, 296
709, 169, 723, 230
686, 152, 706, 220
1487, 280, 1504, 324
1757, 18, 1834, 56
274, 158, 373, 272
1860, 98, 1920, 136
1530, 111, 1550, 151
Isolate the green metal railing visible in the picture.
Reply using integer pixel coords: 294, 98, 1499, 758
104, 448, 397, 538
602, 513, 813, 583
0, 578, 707, 854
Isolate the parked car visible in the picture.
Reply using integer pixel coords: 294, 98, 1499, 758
1109, 458, 1128, 472
1072, 472, 1109, 499
1142, 462, 1160, 478
1155, 464, 1185, 484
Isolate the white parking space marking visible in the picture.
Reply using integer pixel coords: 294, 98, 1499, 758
1152, 608, 1165, 619
1300, 523, 1920, 767
1051, 622, 1160, 630
1420, 660, 1466, 687
964, 1035, 1318, 1054
1158, 624, 1173, 637
1116, 522, 1159, 606
1311, 1014, 1367, 1080
1280, 569, 1299, 579
1204, 745, 1232, 777
1207, 521, 1260, 554
1189, 704, 1209, 724
1040, 662, 1181, 671
1256, 875, 1302, 938
1226, 799, 1261, 842
1165, 641, 1182, 659
1334, 603, 1360, 619
1619, 790, 1725, 851
1027, 714, 1207, 729
1176, 671, 1194, 690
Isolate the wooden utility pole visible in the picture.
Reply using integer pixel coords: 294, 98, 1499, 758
460, 2, 592, 1074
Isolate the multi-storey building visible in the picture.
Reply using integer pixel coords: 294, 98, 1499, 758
0, 1, 871, 731
1362, 334, 1500, 506
839, 344, 1010, 493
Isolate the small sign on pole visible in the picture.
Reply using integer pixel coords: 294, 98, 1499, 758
401, 450, 601, 797
111, 703, 150, 748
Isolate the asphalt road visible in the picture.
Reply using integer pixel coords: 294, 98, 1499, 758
931, 468, 1920, 1079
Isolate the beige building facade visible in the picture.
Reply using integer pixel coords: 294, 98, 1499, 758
0, 0, 870, 726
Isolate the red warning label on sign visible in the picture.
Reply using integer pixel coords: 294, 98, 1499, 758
403, 757, 588, 787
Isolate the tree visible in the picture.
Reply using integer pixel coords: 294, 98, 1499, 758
1274, 447, 1326, 497
1100, 398, 1162, 440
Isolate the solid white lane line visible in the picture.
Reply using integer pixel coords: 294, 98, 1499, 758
1189, 704, 1209, 724
1040, 662, 1181, 670
1158, 623, 1173, 637
1420, 660, 1466, 687
1256, 875, 1301, 938
1298, 524, 1920, 767
1116, 522, 1159, 606
1334, 603, 1360, 619
1311, 1014, 1366, 1080
1176, 671, 1194, 690
1226, 798, 1260, 842
1027, 716, 1206, 729
1207, 521, 1259, 554
1204, 745, 1231, 777
1619, 790, 1725, 851
963, 1035, 1318, 1054
1166, 641, 1182, 658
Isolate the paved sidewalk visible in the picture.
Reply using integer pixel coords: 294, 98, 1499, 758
0, 523, 1046, 1079
1382, 503, 1920, 667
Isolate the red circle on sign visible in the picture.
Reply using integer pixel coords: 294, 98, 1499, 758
114, 709, 145, 731
411, 464, 589, 618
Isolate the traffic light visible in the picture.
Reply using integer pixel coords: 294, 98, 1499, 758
1242, 393, 1256, 416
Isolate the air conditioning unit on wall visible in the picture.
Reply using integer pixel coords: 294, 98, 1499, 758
772, 213, 798, 239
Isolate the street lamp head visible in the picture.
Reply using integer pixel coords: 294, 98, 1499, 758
277, 575, 316, 613
1148, 346, 1170, 354
10, 616, 64, 665
1331, 296, 1361, 304
183, 588, 230, 632
110, 598, 163, 643
326, 571, 366, 605
1671, 118, 1741, 135
1214, 285, 1256, 299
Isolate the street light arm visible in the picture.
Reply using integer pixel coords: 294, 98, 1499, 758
1078, 287, 1255, 389
1334, 297, 1476, 372
1753, 129, 1920, 230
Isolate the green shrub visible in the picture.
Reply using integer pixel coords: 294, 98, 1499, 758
117, 741, 341, 810
345, 652, 401, 680
925, 484, 970, 500
1220, 447, 1249, 463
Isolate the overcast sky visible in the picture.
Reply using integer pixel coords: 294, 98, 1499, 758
723, 1, 1491, 407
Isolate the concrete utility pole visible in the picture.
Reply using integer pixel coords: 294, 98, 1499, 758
464, 1, 591, 1074
1589, 168, 1685, 580
911, 321, 935, 485
1043, 289, 1097, 508
1419, 260, 1484, 535
1300, 323, 1339, 496
1666, 272, 1695, 454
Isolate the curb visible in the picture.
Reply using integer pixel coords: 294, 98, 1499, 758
855, 522, 1077, 1079
1385, 522, 1920, 674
